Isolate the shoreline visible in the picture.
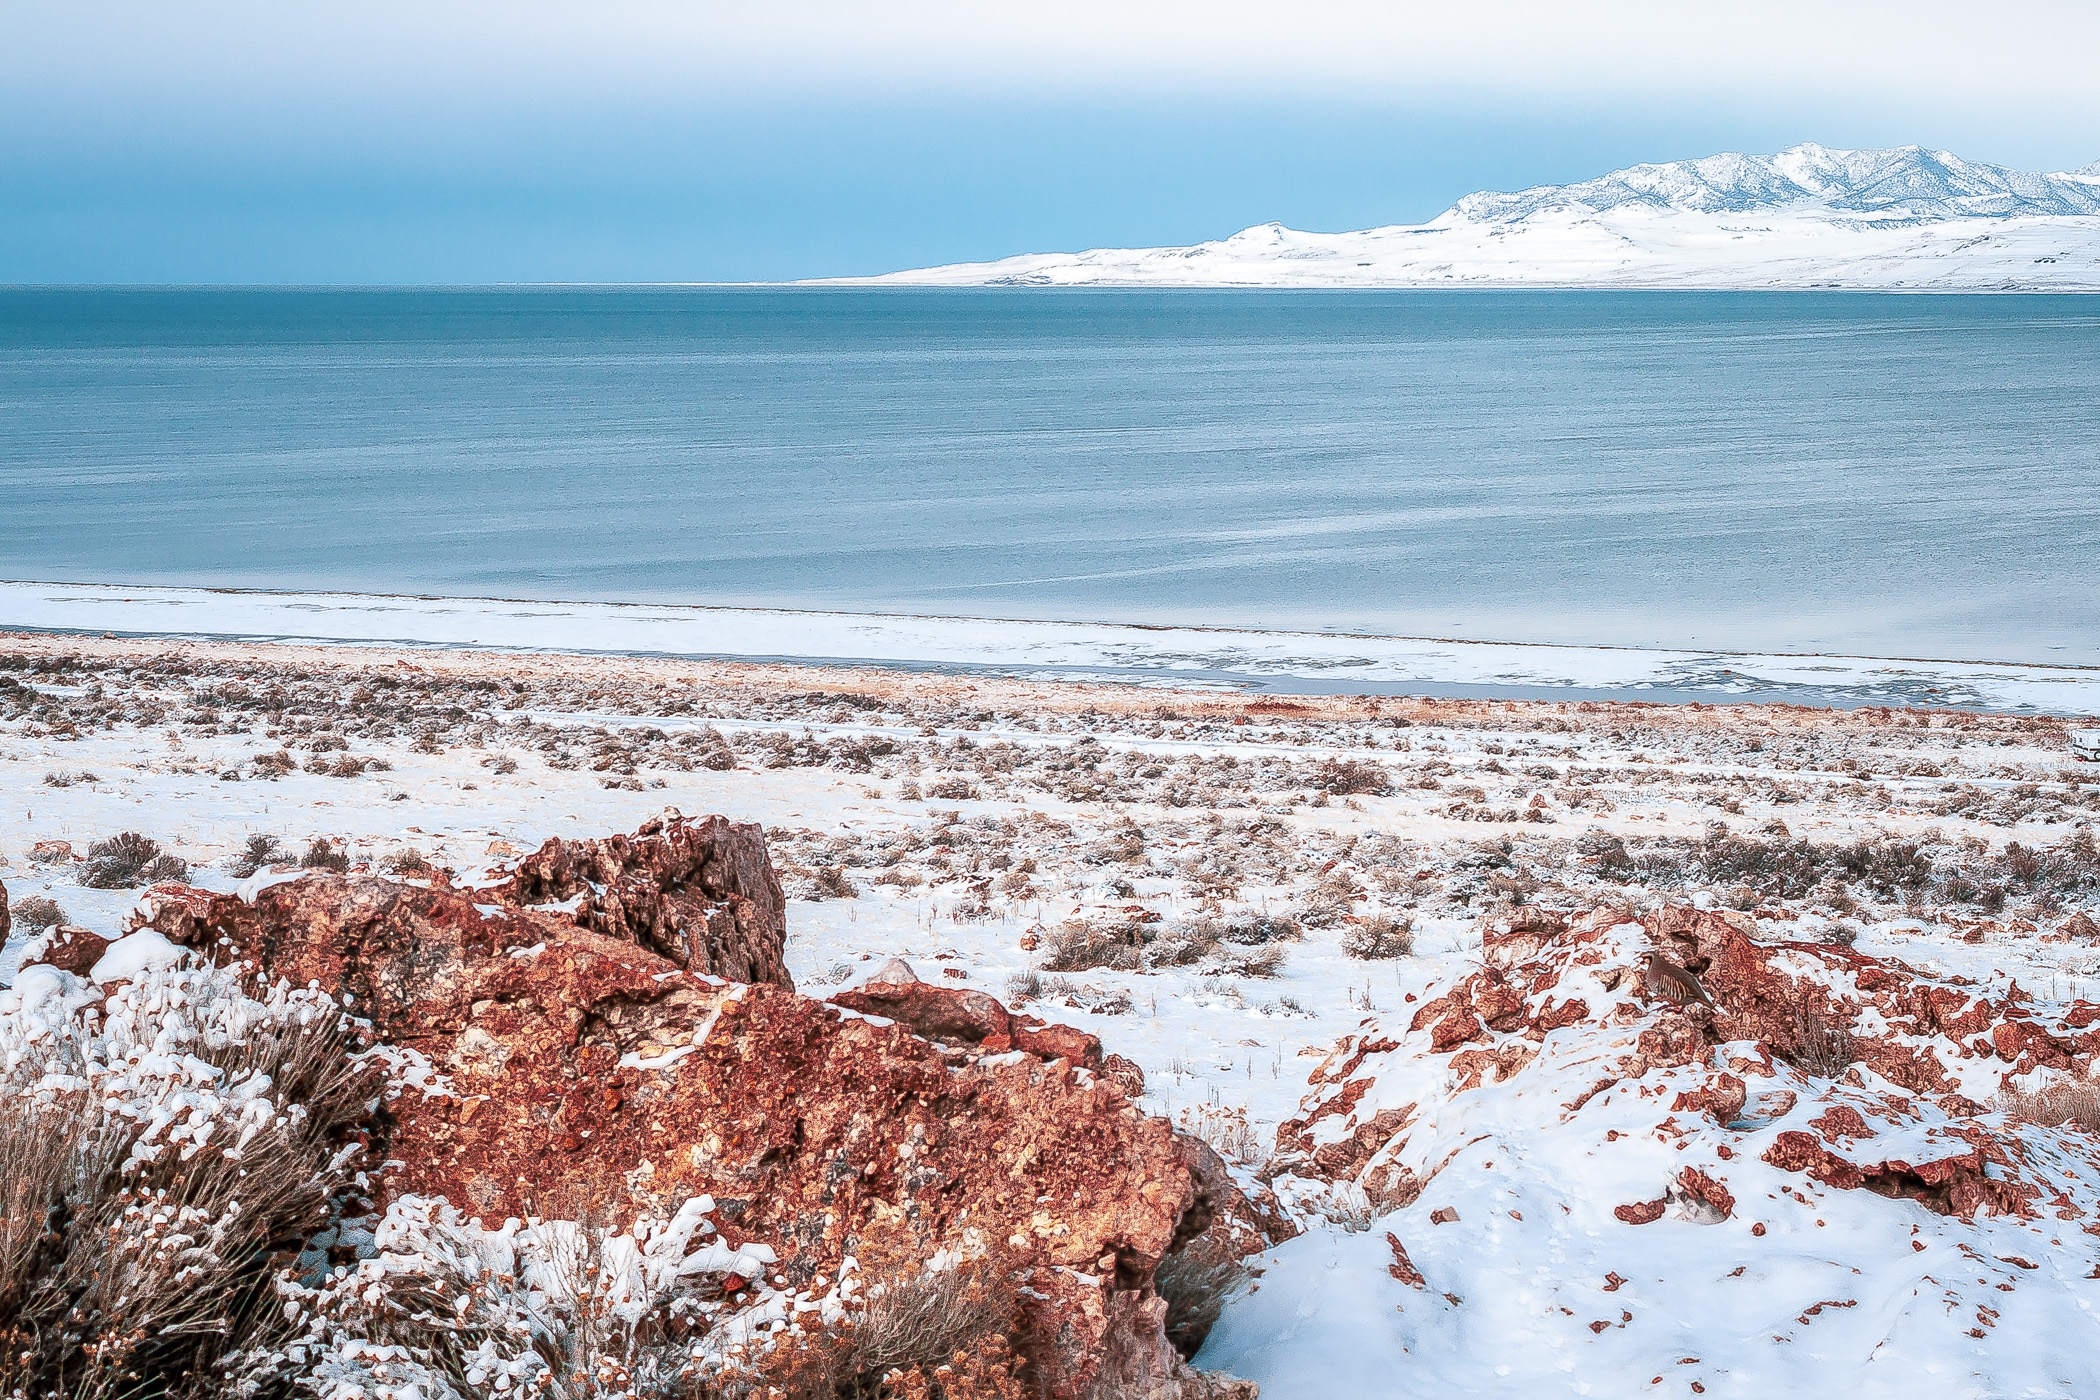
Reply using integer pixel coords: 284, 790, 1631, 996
5, 580, 2095, 716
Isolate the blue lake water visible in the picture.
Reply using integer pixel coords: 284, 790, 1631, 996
1, 287, 2095, 664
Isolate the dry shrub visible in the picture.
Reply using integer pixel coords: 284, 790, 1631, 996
1309, 759, 1391, 796
1175, 1104, 1262, 1167
1148, 919, 1221, 969
2000, 1078, 2100, 1135
379, 845, 432, 876
1341, 913, 1414, 960
0, 977, 376, 1400
1038, 919, 1144, 973
1219, 945, 1286, 979
225, 832, 286, 878
847, 1253, 1018, 1392
1087, 821, 1148, 865
1782, 997, 1856, 1079
1575, 829, 1632, 875
1218, 913, 1301, 945
299, 837, 351, 873
10, 894, 66, 932
252, 749, 297, 778
727, 1249, 1022, 1400
80, 831, 188, 888
1154, 1242, 1247, 1361
812, 865, 861, 899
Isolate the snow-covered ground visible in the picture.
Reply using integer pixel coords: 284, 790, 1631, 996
4, 632, 2100, 1395
825, 143, 2100, 290
5, 581, 2095, 714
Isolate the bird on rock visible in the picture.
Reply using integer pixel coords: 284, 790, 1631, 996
1642, 951, 1714, 1008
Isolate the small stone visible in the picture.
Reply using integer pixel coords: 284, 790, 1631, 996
869, 956, 920, 985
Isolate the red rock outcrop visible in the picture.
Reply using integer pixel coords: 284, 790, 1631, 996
830, 959, 1106, 1069
1279, 905, 2085, 1235
1760, 1127, 2026, 1217
123, 841, 1255, 1399
0, 874, 8, 947
478, 811, 792, 988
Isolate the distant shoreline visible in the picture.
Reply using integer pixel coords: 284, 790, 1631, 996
4, 580, 2093, 716
7, 283, 2100, 294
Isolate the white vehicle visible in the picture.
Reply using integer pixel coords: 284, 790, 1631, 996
2074, 730, 2100, 762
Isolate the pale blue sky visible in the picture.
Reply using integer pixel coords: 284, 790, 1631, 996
6, 1, 2098, 284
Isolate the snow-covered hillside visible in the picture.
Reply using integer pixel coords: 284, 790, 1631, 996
832, 144, 2100, 290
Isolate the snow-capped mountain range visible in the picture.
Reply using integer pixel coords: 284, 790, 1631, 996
829, 144, 2100, 290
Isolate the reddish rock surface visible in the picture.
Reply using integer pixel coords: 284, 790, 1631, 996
1760, 1128, 2027, 1217
1281, 903, 2090, 1264
0, 874, 8, 947
1384, 1230, 1425, 1287
122, 824, 1260, 1400
830, 959, 1106, 1069
1104, 1053, 1148, 1098
479, 811, 792, 988
26, 924, 110, 977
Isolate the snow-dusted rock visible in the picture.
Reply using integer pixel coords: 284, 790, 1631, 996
1217, 905, 2100, 1395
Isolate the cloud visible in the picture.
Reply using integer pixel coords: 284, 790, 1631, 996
15, 0, 2100, 112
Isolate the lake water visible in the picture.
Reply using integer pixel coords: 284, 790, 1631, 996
1, 288, 2095, 665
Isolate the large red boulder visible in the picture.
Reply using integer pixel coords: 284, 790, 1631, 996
128, 847, 1253, 1399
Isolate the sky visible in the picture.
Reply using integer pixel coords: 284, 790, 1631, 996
6, 1, 2100, 284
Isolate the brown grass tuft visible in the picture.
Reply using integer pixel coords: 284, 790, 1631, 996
2000, 1078, 2100, 1135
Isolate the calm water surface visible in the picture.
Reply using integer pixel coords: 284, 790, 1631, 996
1, 288, 2095, 663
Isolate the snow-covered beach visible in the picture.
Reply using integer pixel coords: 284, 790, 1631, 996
6, 581, 2095, 714
5, 630, 2100, 1395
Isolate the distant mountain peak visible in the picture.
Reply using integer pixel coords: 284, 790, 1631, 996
833, 142, 2100, 291
1446, 144, 2100, 223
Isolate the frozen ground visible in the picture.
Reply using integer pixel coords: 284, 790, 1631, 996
4, 632, 2100, 1395
5, 581, 2096, 714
